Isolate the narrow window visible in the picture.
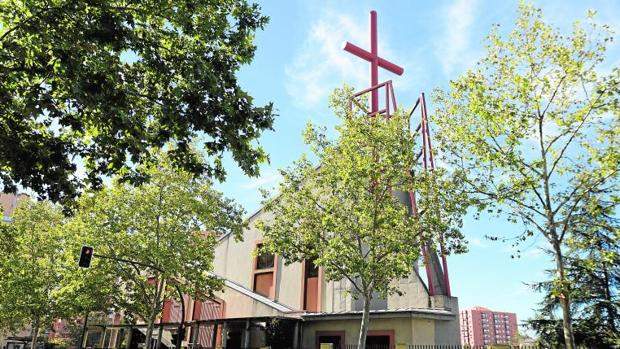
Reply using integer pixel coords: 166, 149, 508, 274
253, 243, 275, 298
303, 259, 319, 311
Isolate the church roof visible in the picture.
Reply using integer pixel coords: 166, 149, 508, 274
218, 275, 298, 314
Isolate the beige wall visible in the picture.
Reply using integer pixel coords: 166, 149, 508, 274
432, 296, 460, 344
388, 271, 431, 309
213, 209, 451, 333
302, 316, 459, 347
277, 259, 303, 309
302, 316, 460, 346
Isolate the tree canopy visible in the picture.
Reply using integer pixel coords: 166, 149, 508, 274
528, 198, 619, 348
0, 199, 116, 349
70, 154, 244, 344
258, 87, 469, 348
0, 0, 274, 203
433, 4, 619, 348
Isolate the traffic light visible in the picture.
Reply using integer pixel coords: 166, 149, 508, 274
78, 245, 94, 268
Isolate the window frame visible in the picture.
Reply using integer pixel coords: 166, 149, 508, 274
251, 241, 278, 299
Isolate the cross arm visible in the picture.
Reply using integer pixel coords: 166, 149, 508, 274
343, 41, 373, 61
342, 42, 404, 76
378, 57, 404, 76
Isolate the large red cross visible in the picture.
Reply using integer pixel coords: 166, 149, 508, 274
343, 10, 404, 114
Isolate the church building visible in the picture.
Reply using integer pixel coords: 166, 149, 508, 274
186, 206, 461, 348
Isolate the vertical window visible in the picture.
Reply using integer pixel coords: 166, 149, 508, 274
253, 243, 275, 298
303, 259, 319, 311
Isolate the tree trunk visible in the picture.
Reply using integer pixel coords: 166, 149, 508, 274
553, 241, 576, 349
599, 243, 617, 333
356, 295, 371, 349
145, 278, 166, 349
30, 317, 40, 349
144, 316, 155, 349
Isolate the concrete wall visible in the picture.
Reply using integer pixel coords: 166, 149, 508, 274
388, 270, 431, 309
213, 208, 458, 346
432, 296, 460, 345
301, 316, 459, 347
303, 318, 413, 347
277, 256, 303, 309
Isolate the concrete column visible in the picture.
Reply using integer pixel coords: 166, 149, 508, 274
221, 323, 228, 348
155, 326, 163, 349
241, 320, 251, 348
98, 327, 106, 348
125, 327, 133, 349
81, 329, 89, 349
292, 321, 300, 349
190, 324, 199, 348
210, 323, 218, 349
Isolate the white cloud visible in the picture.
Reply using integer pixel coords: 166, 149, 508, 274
470, 237, 488, 248
240, 170, 281, 190
285, 10, 404, 109
435, 0, 480, 77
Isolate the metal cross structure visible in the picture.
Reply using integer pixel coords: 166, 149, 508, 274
343, 10, 404, 115
343, 10, 451, 297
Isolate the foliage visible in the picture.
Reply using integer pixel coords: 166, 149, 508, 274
433, 3, 619, 348
258, 87, 469, 348
0, 199, 113, 348
70, 153, 245, 343
0, 0, 274, 203
528, 199, 619, 348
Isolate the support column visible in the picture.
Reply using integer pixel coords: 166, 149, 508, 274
210, 323, 218, 349
221, 323, 228, 348
190, 323, 199, 348
241, 320, 251, 348
125, 326, 133, 349
98, 327, 107, 349
155, 325, 163, 349
81, 328, 89, 349
292, 321, 300, 349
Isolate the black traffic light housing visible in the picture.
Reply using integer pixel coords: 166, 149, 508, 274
79, 245, 94, 268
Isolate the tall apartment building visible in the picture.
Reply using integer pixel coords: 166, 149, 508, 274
460, 306, 518, 346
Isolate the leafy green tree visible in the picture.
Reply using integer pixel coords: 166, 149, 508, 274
0, 199, 113, 349
528, 198, 619, 348
71, 154, 244, 346
258, 88, 469, 349
0, 0, 274, 203
433, 4, 619, 348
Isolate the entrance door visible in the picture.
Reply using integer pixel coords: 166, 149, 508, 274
316, 331, 344, 349
366, 335, 390, 349
226, 329, 242, 348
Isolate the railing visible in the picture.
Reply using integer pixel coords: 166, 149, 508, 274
87, 346, 540, 349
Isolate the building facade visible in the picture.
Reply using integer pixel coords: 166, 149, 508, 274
204, 209, 461, 348
459, 306, 518, 346
83, 206, 461, 349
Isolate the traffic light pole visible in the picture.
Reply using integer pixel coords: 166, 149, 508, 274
90, 253, 186, 349
78, 312, 89, 349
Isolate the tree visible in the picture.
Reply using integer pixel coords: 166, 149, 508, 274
0, 199, 110, 349
528, 198, 619, 348
258, 88, 469, 349
0, 0, 274, 203
71, 154, 244, 346
433, 4, 619, 348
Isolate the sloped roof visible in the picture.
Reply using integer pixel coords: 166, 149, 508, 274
218, 275, 298, 314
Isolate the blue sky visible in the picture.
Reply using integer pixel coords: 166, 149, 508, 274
213, 0, 620, 330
